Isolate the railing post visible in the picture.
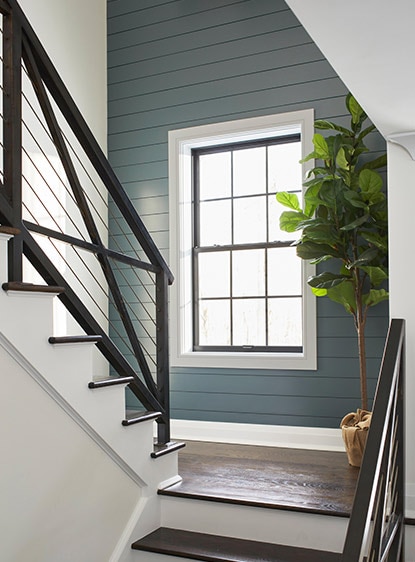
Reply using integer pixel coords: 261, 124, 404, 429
156, 270, 170, 444
2, 6, 23, 281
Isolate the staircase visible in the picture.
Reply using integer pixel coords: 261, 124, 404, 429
0, 227, 183, 560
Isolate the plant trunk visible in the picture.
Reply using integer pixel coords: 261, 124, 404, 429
357, 320, 368, 411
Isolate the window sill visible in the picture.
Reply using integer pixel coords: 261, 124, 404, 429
171, 349, 317, 371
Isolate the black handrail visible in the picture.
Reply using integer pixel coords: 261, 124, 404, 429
341, 318, 405, 561
0, 0, 173, 444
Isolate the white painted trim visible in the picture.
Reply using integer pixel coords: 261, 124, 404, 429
170, 419, 344, 452
387, 132, 415, 160
0, 331, 145, 487
169, 109, 317, 371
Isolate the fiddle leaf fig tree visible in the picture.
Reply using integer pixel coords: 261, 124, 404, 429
276, 94, 388, 411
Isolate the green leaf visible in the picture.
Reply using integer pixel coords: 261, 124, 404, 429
296, 241, 340, 261
341, 214, 369, 231
326, 281, 357, 315
312, 133, 330, 159
361, 232, 388, 252
279, 211, 306, 232
308, 271, 350, 289
311, 287, 327, 297
347, 94, 365, 125
359, 169, 383, 196
314, 120, 351, 135
343, 191, 368, 210
301, 223, 339, 245
348, 247, 379, 268
336, 147, 349, 170
360, 266, 388, 286
363, 288, 389, 307
276, 191, 300, 211
359, 154, 387, 171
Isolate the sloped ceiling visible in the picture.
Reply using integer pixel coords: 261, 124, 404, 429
285, 0, 415, 139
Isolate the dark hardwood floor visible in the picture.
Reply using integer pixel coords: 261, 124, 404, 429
160, 440, 359, 517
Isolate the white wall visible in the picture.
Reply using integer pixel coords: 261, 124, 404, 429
0, 341, 140, 562
19, 0, 107, 151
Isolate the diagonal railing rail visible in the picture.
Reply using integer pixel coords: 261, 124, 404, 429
0, 0, 173, 444
341, 318, 405, 562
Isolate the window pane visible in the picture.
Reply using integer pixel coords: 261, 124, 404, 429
233, 195, 266, 244
233, 147, 266, 196
268, 141, 302, 193
198, 252, 230, 298
198, 299, 230, 346
232, 249, 265, 297
233, 299, 266, 346
268, 193, 301, 243
268, 247, 302, 296
268, 297, 302, 346
199, 199, 231, 246
199, 152, 231, 200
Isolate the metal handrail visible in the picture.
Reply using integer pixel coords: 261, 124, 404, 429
341, 318, 405, 561
0, 0, 173, 444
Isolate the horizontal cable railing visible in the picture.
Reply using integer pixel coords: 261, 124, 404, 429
341, 318, 405, 562
0, 0, 173, 444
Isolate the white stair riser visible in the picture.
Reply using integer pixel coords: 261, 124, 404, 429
161, 495, 347, 553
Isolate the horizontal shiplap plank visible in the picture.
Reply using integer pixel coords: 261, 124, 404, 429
108, 78, 347, 135
108, 27, 313, 83
108, 44, 325, 103
108, 60, 337, 113
108, 0, 257, 34
107, 95, 347, 152
170, 392, 371, 418
170, 356, 383, 380
169, 409, 355, 429
108, 3, 292, 53
170, 372, 376, 398
108, 0, 178, 19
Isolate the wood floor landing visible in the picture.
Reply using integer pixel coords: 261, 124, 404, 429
160, 440, 359, 517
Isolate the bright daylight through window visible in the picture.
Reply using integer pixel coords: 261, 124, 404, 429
169, 110, 316, 370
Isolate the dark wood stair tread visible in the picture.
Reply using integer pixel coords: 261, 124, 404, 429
151, 441, 186, 458
2, 281, 65, 293
0, 226, 21, 236
122, 410, 162, 425
132, 528, 341, 562
48, 335, 103, 344
88, 376, 134, 389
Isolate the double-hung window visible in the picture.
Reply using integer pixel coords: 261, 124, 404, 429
169, 110, 316, 370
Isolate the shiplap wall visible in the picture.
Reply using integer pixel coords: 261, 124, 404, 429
107, 0, 388, 428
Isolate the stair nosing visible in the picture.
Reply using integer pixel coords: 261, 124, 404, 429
158, 485, 350, 518
88, 376, 134, 389
122, 411, 162, 426
151, 441, 186, 459
48, 335, 103, 344
2, 281, 65, 294
131, 527, 341, 562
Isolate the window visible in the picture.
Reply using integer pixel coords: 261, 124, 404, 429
169, 110, 316, 370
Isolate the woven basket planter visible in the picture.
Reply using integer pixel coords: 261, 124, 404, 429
340, 409, 372, 467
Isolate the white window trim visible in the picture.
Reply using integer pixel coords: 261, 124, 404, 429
169, 110, 316, 370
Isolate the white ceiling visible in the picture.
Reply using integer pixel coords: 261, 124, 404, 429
285, 0, 415, 139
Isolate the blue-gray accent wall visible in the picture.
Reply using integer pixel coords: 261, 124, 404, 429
107, 0, 388, 428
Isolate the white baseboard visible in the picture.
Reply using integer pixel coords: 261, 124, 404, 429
170, 419, 344, 451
